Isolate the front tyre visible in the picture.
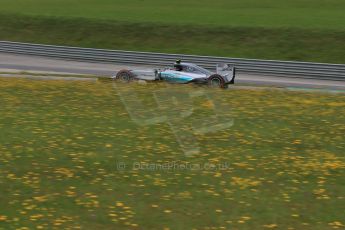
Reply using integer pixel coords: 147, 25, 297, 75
115, 70, 135, 83
208, 74, 227, 89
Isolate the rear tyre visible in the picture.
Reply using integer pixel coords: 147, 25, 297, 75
208, 74, 227, 89
115, 70, 135, 83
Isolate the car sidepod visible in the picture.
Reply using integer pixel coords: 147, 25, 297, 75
160, 70, 207, 84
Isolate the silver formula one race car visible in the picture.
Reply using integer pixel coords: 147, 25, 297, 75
113, 60, 236, 88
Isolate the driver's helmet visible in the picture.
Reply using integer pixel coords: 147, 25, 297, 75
174, 59, 183, 71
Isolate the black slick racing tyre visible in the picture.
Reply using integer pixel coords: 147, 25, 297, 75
208, 74, 227, 89
115, 70, 135, 83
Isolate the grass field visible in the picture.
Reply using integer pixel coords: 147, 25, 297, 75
1, 0, 345, 30
1, 0, 345, 63
0, 78, 344, 229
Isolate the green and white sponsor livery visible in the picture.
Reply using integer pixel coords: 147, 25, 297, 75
114, 60, 236, 89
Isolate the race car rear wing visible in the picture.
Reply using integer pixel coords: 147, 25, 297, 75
216, 64, 236, 84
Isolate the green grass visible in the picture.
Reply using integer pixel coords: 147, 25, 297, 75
0, 0, 345, 63
1, 14, 345, 64
0, 78, 344, 229
1, 0, 345, 30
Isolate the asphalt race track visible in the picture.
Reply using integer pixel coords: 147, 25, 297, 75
1, 53, 344, 91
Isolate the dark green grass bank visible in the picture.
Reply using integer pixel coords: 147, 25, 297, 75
1, 0, 345, 30
1, 14, 345, 64
1, 0, 345, 63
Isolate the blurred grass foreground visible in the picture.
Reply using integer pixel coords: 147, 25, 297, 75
0, 78, 344, 229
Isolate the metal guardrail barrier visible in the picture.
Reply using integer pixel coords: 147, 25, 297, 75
0, 41, 344, 81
